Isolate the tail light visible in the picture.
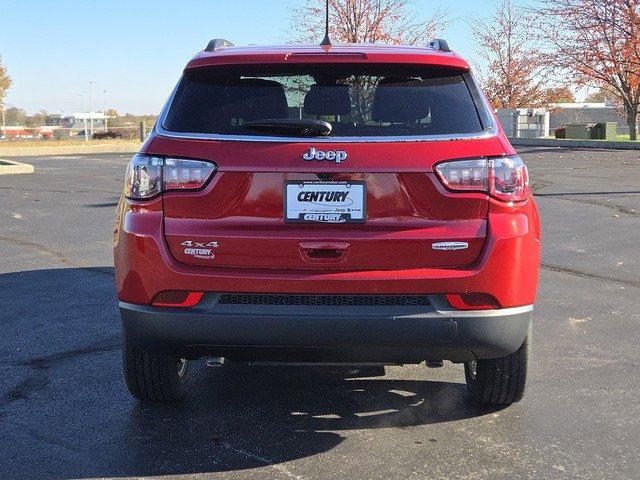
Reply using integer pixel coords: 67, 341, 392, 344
434, 155, 530, 202
124, 154, 217, 199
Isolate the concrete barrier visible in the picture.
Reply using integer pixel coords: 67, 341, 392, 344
508, 137, 640, 150
0, 142, 141, 157
0, 159, 35, 175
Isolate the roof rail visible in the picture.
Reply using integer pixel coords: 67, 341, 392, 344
204, 38, 234, 52
428, 39, 451, 53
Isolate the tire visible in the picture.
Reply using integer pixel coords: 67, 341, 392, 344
123, 337, 190, 402
464, 329, 530, 405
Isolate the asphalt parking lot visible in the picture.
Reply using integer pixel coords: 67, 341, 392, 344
1, 148, 639, 480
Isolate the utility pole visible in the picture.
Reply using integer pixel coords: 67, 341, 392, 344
75, 93, 89, 141
1, 104, 5, 138
89, 81, 94, 136
103, 89, 108, 131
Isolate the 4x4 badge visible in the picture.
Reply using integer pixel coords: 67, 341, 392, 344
303, 147, 348, 164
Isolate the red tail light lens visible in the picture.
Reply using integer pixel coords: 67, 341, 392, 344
163, 158, 217, 191
489, 156, 529, 202
151, 291, 204, 307
124, 155, 163, 199
434, 155, 530, 202
445, 293, 501, 310
124, 154, 217, 199
434, 158, 488, 192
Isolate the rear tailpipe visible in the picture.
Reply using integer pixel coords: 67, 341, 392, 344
205, 357, 226, 368
425, 360, 444, 368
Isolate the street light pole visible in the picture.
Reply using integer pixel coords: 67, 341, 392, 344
89, 81, 94, 136
75, 93, 89, 141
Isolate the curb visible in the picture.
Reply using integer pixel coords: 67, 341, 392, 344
509, 137, 640, 150
0, 142, 141, 157
0, 158, 35, 175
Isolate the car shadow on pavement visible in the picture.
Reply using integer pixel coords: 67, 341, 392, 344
120, 365, 505, 478
0, 268, 504, 480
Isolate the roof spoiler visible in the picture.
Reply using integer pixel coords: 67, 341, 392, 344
428, 39, 451, 52
204, 38, 234, 52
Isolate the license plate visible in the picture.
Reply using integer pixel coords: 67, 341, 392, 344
284, 181, 366, 223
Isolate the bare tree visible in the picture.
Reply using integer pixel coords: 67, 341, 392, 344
290, 0, 450, 45
469, 0, 551, 108
539, 0, 640, 139
289, 1, 450, 122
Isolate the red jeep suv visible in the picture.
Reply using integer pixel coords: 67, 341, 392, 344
114, 38, 540, 405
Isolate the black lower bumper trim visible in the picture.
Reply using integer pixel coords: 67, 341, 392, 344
120, 295, 532, 363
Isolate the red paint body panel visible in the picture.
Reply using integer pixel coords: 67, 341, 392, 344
186, 44, 471, 70
114, 183, 540, 307
146, 135, 510, 172
162, 170, 488, 270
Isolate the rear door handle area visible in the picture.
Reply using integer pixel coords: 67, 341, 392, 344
299, 242, 350, 263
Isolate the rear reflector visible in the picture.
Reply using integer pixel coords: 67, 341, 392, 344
445, 293, 501, 310
152, 291, 204, 308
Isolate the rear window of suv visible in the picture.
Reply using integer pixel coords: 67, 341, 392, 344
163, 64, 488, 138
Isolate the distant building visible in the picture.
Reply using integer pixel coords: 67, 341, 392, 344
0, 125, 54, 139
69, 112, 109, 132
1, 112, 112, 139
548, 102, 628, 134
495, 109, 550, 139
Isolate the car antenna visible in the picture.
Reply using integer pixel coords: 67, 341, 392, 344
320, 0, 332, 47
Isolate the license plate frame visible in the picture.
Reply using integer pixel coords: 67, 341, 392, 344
284, 180, 366, 224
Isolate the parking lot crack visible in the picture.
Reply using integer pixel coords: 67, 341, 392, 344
0, 236, 114, 277
1, 340, 120, 408
0, 235, 73, 265
536, 195, 639, 217
541, 263, 640, 288
223, 443, 305, 480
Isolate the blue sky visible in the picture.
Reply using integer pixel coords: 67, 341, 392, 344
1, 0, 527, 115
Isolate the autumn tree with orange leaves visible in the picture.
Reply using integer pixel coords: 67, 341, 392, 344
290, 0, 450, 45
539, 0, 640, 140
469, 0, 555, 109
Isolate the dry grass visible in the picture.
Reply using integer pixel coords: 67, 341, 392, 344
0, 138, 141, 149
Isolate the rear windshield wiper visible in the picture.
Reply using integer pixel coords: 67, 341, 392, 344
241, 119, 332, 137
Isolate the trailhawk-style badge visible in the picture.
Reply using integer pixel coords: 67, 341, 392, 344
285, 181, 365, 223
302, 147, 348, 164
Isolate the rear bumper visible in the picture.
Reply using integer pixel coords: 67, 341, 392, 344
120, 295, 532, 363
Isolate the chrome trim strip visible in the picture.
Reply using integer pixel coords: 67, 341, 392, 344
427, 299, 534, 318
154, 76, 499, 144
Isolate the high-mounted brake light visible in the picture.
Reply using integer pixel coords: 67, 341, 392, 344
434, 155, 530, 202
124, 154, 217, 199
